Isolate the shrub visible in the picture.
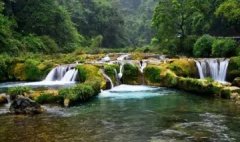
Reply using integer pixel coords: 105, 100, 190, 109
227, 56, 240, 81
8, 86, 31, 100
212, 38, 237, 57
21, 34, 46, 53
0, 55, 12, 81
193, 34, 214, 57
24, 59, 42, 81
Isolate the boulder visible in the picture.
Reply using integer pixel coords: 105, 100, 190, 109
232, 77, 240, 87
10, 96, 44, 115
0, 94, 8, 105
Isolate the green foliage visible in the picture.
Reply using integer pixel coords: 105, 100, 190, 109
90, 35, 103, 48
24, 59, 42, 81
104, 64, 119, 85
227, 56, 240, 81
59, 82, 100, 106
10, 0, 82, 52
8, 86, 31, 99
216, 0, 240, 23
76, 66, 87, 82
168, 59, 198, 78
193, 35, 215, 57
36, 93, 62, 104
212, 38, 237, 57
144, 66, 162, 83
21, 35, 46, 53
122, 63, 141, 84
0, 54, 11, 81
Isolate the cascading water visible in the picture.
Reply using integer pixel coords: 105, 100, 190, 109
101, 70, 114, 89
139, 61, 147, 73
195, 59, 229, 82
61, 69, 78, 82
118, 63, 124, 79
44, 65, 78, 82
114, 69, 121, 85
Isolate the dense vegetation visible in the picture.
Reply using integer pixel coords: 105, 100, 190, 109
0, 0, 239, 56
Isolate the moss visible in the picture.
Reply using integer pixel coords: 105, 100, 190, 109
59, 82, 100, 107
144, 66, 162, 84
36, 93, 63, 104
176, 77, 223, 96
76, 64, 106, 89
104, 64, 119, 85
167, 59, 198, 78
161, 70, 178, 87
122, 63, 142, 85
227, 56, 240, 81
131, 52, 144, 60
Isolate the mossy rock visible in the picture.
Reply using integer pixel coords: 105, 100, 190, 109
144, 65, 162, 86
76, 64, 106, 89
122, 63, 142, 85
177, 77, 222, 96
227, 56, 240, 81
167, 59, 198, 78
59, 82, 100, 107
104, 64, 120, 85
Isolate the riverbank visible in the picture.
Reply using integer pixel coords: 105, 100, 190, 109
1, 53, 240, 108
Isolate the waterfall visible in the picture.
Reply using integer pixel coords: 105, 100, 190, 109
61, 69, 78, 82
118, 62, 125, 79
44, 65, 78, 82
139, 61, 147, 73
101, 70, 114, 89
195, 59, 229, 82
101, 55, 111, 62
114, 69, 121, 85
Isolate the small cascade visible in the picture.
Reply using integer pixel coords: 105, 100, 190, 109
139, 61, 147, 73
114, 69, 121, 85
195, 58, 229, 82
101, 55, 111, 62
101, 70, 114, 89
61, 69, 78, 82
118, 62, 125, 79
44, 65, 78, 82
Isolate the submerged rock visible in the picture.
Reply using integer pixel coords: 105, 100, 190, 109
0, 94, 8, 105
10, 96, 44, 115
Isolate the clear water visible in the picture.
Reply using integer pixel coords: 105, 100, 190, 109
0, 85, 240, 142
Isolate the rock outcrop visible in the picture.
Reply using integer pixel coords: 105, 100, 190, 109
0, 94, 8, 105
10, 96, 44, 115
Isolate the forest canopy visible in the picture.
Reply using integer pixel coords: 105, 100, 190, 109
0, 0, 239, 57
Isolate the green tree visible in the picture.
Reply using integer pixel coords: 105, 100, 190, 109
152, 0, 196, 53
10, 0, 82, 52
215, 0, 240, 33
0, 1, 20, 54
